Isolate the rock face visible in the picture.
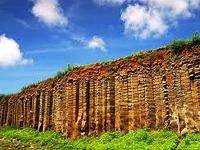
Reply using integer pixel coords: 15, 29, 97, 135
1, 48, 200, 139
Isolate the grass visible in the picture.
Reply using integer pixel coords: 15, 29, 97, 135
177, 133, 200, 150
2, 31, 200, 99
0, 94, 14, 99
0, 94, 7, 99
0, 127, 181, 150
55, 64, 77, 79
167, 31, 200, 54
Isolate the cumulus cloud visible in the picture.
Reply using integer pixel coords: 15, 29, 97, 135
138, 0, 197, 17
0, 34, 33, 67
119, 0, 200, 38
31, 0, 67, 27
121, 5, 168, 38
87, 36, 106, 52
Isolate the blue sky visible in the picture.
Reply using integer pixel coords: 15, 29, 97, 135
0, 0, 200, 94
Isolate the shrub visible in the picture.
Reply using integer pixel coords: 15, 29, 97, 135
177, 133, 200, 150
0, 127, 179, 150
168, 31, 200, 54
55, 64, 77, 79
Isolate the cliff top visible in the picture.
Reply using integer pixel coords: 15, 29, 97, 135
1, 31, 200, 99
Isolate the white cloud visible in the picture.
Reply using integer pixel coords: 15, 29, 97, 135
94, 0, 126, 5
120, 0, 200, 38
31, 0, 67, 27
138, 0, 193, 17
87, 36, 106, 52
121, 5, 168, 38
0, 34, 33, 67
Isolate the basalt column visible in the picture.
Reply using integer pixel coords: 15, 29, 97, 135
38, 90, 45, 131
27, 96, 33, 127
194, 64, 200, 131
0, 98, 6, 126
71, 81, 81, 139
33, 92, 40, 129
96, 80, 103, 134
23, 98, 28, 127
189, 64, 200, 131
109, 77, 115, 131
131, 74, 140, 129
114, 76, 121, 131
102, 78, 106, 133
145, 71, 156, 129
89, 79, 95, 136
138, 73, 146, 128
119, 76, 129, 133
43, 89, 53, 131
43, 89, 50, 131
0, 98, 4, 126
66, 81, 76, 138
54, 84, 67, 134
6, 97, 13, 126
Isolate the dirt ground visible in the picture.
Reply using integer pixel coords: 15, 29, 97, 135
0, 137, 49, 150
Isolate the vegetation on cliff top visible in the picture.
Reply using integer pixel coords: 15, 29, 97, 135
167, 31, 200, 54
1, 31, 200, 97
55, 64, 77, 79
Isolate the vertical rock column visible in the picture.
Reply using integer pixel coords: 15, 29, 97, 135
127, 75, 133, 130
15, 98, 20, 128
16, 99, 23, 128
43, 89, 49, 131
145, 71, 156, 129
23, 98, 28, 127
138, 73, 146, 128
43, 88, 54, 132
120, 76, 129, 133
0, 97, 5, 126
27, 96, 33, 127
131, 74, 140, 129
33, 92, 40, 129
12, 99, 17, 126
66, 81, 76, 138
89, 79, 95, 135
6, 97, 13, 126
85, 81, 90, 135
93, 80, 98, 135
3, 98, 8, 126
106, 78, 111, 131
114, 76, 121, 131
54, 83, 67, 134
171, 67, 181, 132
38, 90, 45, 131
48, 90, 54, 130
161, 71, 171, 129
110, 77, 115, 131
195, 64, 200, 131
179, 64, 192, 130
96, 80, 103, 134
189, 64, 200, 131
71, 81, 81, 139
102, 78, 106, 133
166, 69, 176, 130
152, 67, 163, 128
176, 67, 186, 131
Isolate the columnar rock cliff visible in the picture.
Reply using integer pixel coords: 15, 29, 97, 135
1, 48, 200, 139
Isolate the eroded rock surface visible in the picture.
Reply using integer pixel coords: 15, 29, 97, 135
1, 48, 200, 139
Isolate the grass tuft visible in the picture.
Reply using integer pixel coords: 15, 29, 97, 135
167, 31, 200, 54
